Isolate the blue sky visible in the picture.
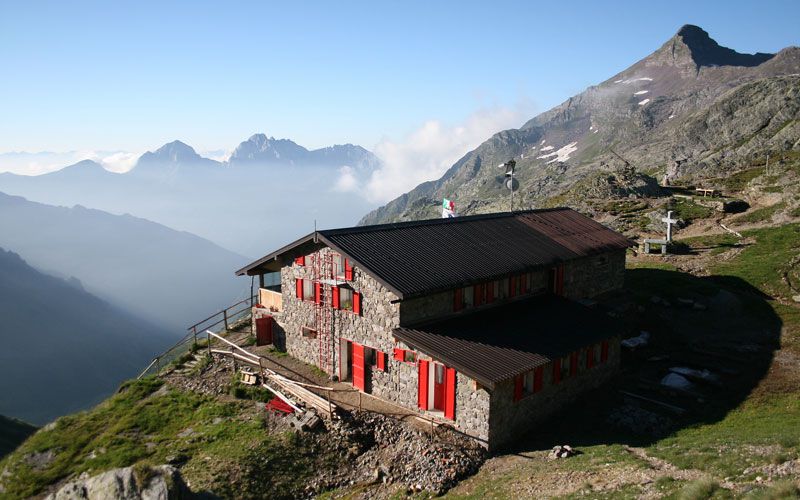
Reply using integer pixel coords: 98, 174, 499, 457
1, 0, 798, 155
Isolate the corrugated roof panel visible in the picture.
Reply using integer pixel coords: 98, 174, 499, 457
394, 295, 621, 388
237, 208, 633, 297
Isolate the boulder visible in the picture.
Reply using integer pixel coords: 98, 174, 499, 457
45, 465, 188, 500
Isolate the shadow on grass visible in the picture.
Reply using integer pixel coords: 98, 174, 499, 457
500, 268, 781, 455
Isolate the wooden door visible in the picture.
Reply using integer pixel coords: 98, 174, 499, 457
255, 316, 273, 346
352, 343, 366, 391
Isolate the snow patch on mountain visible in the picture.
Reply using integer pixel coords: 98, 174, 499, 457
634, 90, 649, 95
540, 145, 554, 151
537, 142, 578, 164
638, 99, 651, 106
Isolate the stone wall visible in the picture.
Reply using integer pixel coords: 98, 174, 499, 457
563, 249, 626, 300
277, 247, 402, 373
454, 372, 491, 445
487, 336, 621, 450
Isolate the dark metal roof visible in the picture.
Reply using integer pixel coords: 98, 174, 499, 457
394, 295, 621, 389
236, 208, 632, 299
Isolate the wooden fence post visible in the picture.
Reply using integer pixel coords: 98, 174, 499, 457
207, 330, 212, 357
223, 310, 229, 331
192, 326, 197, 350
327, 389, 332, 417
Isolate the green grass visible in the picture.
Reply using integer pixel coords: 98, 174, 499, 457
743, 480, 800, 499
669, 198, 716, 223
733, 203, 786, 224
0, 378, 325, 499
647, 394, 800, 478
673, 478, 727, 500
712, 223, 800, 298
720, 167, 765, 192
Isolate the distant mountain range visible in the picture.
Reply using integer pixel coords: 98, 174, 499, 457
0, 135, 381, 256
0, 192, 249, 331
0, 414, 36, 458
0, 248, 172, 424
360, 25, 800, 224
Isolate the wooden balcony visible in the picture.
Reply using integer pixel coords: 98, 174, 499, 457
259, 288, 282, 312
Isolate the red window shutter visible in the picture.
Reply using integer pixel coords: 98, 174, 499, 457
552, 359, 561, 384
473, 284, 483, 307
344, 259, 354, 281
332, 286, 340, 309
444, 367, 456, 420
353, 291, 361, 315
601, 340, 609, 363
453, 288, 463, 312
569, 351, 578, 377
534, 366, 544, 393
513, 374, 523, 402
393, 348, 404, 361
521, 273, 528, 294
295, 279, 303, 299
418, 360, 429, 410
314, 282, 321, 304
376, 351, 385, 371
586, 345, 595, 369
352, 343, 365, 391
556, 264, 565, 296
295, 256, 305, 266
509, 276, 517, 298
486, 282, 495, 303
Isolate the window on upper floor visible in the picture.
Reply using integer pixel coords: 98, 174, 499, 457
303, 279, 315, 301
339, 287, 354, 311
333, 254, 345, 279
462, 286, 474, 308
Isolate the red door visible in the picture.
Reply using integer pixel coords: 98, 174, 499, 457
418, 360, 429, 410
352, 343, 366, 391
444, 367, 456, 420
432, 363, 446, 411
255, 316, 273, 346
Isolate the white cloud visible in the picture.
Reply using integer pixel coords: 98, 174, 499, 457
100, 151, 141, 172
201, 149, 231, 163
0, 150, 143, 175
347, 102, 534, 204
333, 165, 359, 192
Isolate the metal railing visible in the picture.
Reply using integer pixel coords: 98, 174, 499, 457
137, 295, 256, 379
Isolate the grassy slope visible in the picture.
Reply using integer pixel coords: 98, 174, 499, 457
0, 378, 330, 499
444, 224, 800, 499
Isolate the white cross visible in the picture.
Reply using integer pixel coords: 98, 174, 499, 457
661, 210, 678, 242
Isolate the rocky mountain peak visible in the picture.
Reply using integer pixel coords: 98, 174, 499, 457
659, 24, 775, 70
150, 140, 201, 162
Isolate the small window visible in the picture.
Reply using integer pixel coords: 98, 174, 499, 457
302, 326, 317, 338
333, 254, 345, 278
339, 288, 354, 311
365, 347, 376, 367
523, 371, 534, 394
463, 286, 474, 308
497, 278, 509, 299
302, 280, 315, 301
561, 355, 571, 379
435, 363, 445, 384
403, 350, 417, 363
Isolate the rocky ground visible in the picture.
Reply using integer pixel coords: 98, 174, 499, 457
157, 348, 487, 498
